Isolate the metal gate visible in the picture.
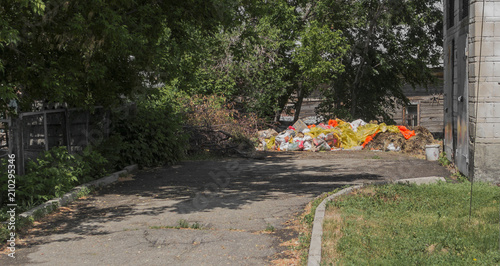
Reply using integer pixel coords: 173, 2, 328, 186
6, 107, 109, 175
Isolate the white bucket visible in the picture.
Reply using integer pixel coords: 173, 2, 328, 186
425, 144, 440, 161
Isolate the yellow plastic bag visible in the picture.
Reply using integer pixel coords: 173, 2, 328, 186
337, 123, 359, 149
266, 136, 276, 150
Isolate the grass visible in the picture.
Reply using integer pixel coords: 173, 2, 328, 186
265, 223, 275, 232
292, 187, 344, 265
321, 182, 500, 265
438, 152, 468, 182
149, 219, 203, 230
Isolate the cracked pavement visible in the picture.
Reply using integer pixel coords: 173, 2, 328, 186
1, 151, 450, 265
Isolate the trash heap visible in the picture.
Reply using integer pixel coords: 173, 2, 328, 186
257, 119, 435, 153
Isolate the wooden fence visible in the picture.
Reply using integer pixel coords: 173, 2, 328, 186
1, 107, 109, 175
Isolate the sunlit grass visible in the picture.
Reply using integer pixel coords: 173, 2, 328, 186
322, 182, 500, 265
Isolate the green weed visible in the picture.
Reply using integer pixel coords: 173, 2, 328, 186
438, 152, 451, 167
149, 220, 203, 230
265, 223, 275, 232
178, 219, 189, 228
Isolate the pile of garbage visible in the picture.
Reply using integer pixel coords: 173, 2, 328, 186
257, 119, 435, 154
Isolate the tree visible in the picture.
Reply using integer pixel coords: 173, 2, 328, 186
292, 20, 348, 121
0, 0, 239, 113
312, 0, 443, 121
186, 0, 348, 122
181, 0, 302, 120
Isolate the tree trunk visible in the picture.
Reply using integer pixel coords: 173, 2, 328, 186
293, 86, 304, 123
274, 93, 291, 123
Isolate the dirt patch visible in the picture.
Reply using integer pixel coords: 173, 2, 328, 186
269, 200, 318, 266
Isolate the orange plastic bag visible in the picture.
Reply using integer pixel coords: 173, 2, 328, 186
362, 130, 379, 148
397, 126, 415, 140
328, 119, 338, 128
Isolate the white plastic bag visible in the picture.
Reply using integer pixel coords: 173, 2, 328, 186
350, 119, 367, 132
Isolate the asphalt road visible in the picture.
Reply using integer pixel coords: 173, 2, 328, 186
1, 151, 450, 265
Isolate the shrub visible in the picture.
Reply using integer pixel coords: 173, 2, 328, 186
75, 146, 109, 184
0, 146, 109, 217
92, 134, 127, 171
112, 97, 187, 167
17, 146, 80, 205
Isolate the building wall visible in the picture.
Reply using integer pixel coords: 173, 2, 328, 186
444, 0, 500, 182
468, 0, 500, 182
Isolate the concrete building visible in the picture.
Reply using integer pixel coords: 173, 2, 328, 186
444, 0, 500, 182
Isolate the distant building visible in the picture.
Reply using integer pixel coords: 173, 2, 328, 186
444, 0, 500, 182
390, 71, 444, 137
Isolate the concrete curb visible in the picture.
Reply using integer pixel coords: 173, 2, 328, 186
307, 185, 361, 266
18, 164, 138, 220
307, 176, 446, 266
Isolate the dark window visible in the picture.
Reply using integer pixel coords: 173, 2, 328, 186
448, 0, 455, 28
405, 104, 419, 127
461, 0, 469, 20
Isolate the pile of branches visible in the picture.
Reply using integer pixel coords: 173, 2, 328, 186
180, 95, 267, 157
183, 125, 255, 157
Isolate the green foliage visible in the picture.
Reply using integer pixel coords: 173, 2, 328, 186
325, 182, 500, 265
112, 97, 187, 167
265, 223, 275, 232
438, 152, 451, 167
149, 220, 203, 230
451, 171, 469, 183
74, 146, 109, 184
190, 222, 201, 229
315, 0, 443, 121
292, 21, 348, 89
182, 0, 305, 121
0, 0, 241, 112
18, 147, 79, 204
92, 134, 128, 171
437, 152, 469, 182
0, 224, 10, 244
178, 219, 189, 228
0, 157, 10, 206
0, 146, 108, 223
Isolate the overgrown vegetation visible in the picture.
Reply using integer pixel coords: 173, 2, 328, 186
2, 0, 443, 123
180, 94, 265, 156
438, 152, 452, 167
0, 91, 261, 247
0, 0, 446, 255
109, 97, 187, 167
322, 182, 500, 265
0, 146, 107, 213
438, 152, 469, 182
0, 146, 108, 244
